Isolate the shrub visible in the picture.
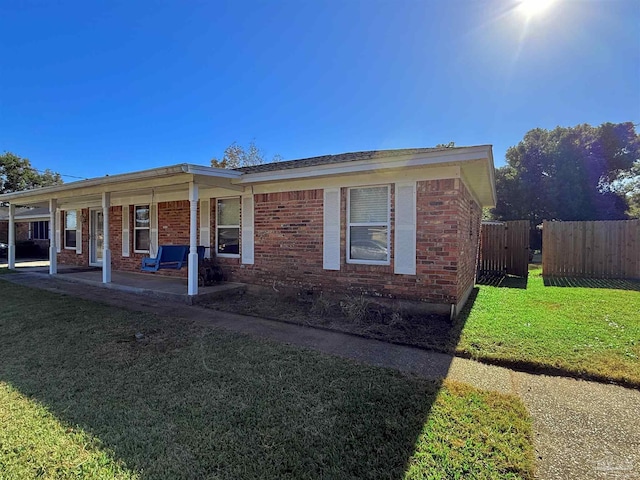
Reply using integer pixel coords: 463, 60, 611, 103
310, 293, 334, 316
339, 295, 371, 323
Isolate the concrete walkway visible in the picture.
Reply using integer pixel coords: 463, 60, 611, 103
2, 271, 639, 480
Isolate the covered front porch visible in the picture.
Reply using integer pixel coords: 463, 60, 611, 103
0, 164, 250, 298
4, 261, 245, 304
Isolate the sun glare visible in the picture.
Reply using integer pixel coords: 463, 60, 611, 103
518, 0, 556, 17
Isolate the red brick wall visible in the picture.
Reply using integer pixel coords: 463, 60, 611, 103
0, 221, 31, 242
413, 179, 461, 303
1, 221, 49, 253
223, 180, 474, 305
15, 223, 29, 241
110, 201, 200, 278
222, 190, 324, 286
51, 182, 481, 306
456, 182, 482, 300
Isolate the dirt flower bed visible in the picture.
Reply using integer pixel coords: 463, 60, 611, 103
202, 288, 457, 351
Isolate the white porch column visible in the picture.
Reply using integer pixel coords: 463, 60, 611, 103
8, 203, 15, 269
49, 199, 57, 275
102, 192, 111, 283
188, 181, 199, 296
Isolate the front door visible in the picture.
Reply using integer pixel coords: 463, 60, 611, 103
89, 209, 104, 266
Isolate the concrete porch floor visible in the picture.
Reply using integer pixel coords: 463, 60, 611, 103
3, 260, 245, 304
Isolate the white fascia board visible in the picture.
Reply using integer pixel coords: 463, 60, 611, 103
0, 163, 241, 204
0, 164, 188, 202
233, 146, 492, 185
13, 213, 51, 221
181, 164, 242, 178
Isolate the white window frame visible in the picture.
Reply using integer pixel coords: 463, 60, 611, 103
347, 185, 391, 265
64, 211, 77, 250
133, 205, 150, 254
216, 196, 241, 258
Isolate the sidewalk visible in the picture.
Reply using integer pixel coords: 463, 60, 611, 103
2, 271, 639, 480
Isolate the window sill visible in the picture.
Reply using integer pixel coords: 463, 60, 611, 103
346, 259, 390, 266
217, 253, 240, 259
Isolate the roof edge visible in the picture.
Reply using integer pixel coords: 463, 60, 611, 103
234, 145, 494, 184
0, 163, 241, 202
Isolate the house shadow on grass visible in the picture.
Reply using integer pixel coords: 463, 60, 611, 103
476, 272, 528, 289
543, 276, 640, 291
0, 281, 447, 480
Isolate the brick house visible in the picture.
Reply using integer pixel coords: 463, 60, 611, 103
0, 146, 496, 314
0, 206, 50, 253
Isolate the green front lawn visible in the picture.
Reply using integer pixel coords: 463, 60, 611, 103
456, 266, 640, 386
0, 281, 534, 479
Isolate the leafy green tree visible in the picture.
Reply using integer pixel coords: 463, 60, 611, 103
211, 141, 282, 169
613, 160, 640, 218
0, 152, 63, 195
492, 122, 639, 223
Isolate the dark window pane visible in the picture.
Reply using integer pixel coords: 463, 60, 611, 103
136, 229, 150, 252
217, 228, 239, 255
65, 230, 77, 248
37, 221, 49, 240
349, 226, 388, 261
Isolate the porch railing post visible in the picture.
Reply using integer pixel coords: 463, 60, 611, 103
102, 192, 111, 283
49, 199, 57, 274
188, 181, 199, 296
8, 203, 15, 269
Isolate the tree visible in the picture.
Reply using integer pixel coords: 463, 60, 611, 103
613, 160, 640, 218
491, 122, 639, 224
0, 152, 63, 195
211, 141, 282, 169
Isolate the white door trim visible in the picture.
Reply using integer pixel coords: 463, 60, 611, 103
89, 208, 103, 267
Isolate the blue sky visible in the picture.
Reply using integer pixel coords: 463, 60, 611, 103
1, 0, 638, 180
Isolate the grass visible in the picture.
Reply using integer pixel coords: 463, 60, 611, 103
455, 266, 640, 387
205, 269, 640, 387
0, 266, 16, 274
0, 280, 534, 479
0, 383, 137, 479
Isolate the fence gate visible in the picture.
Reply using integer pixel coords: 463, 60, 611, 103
479, 220, 530, 277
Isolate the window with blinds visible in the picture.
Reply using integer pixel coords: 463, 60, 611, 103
347, 186, 390, 264
134, 205, 150, 253
217, 197, 240, 256
64, 211, 77, 249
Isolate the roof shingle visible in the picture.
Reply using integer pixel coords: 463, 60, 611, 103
234, 147, 455, 174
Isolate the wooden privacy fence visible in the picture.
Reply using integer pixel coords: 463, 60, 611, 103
479, 220, 530, 277
542, 219, 640, 279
